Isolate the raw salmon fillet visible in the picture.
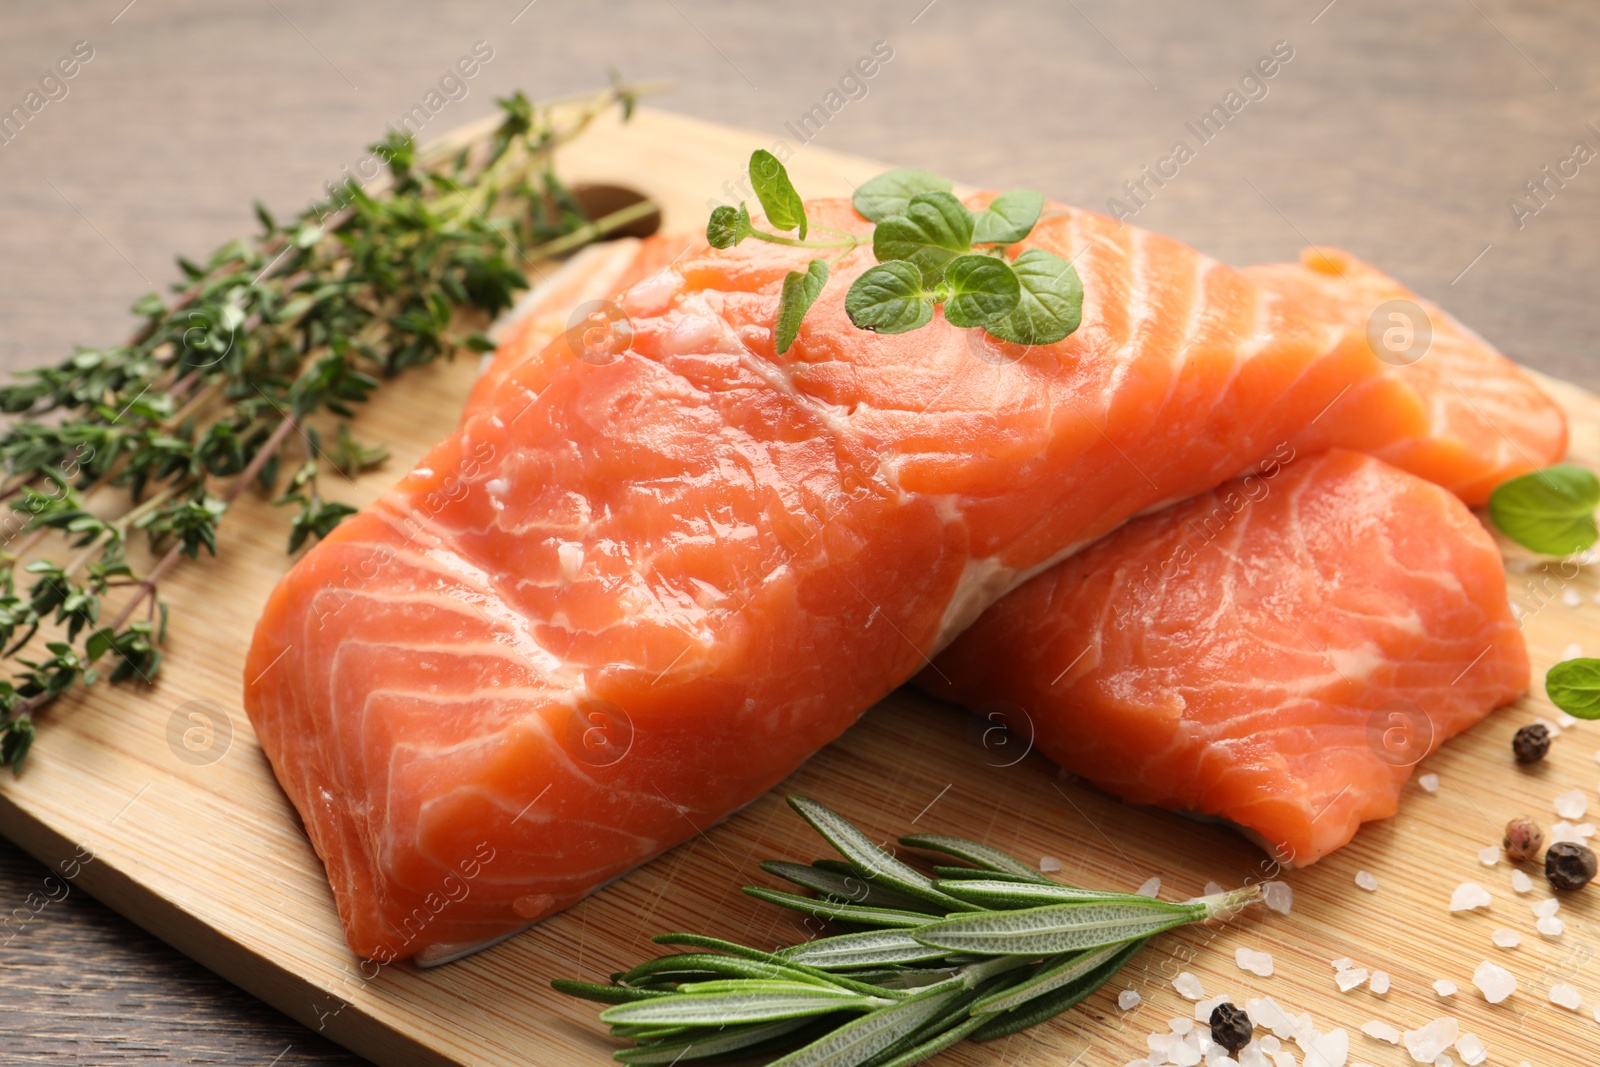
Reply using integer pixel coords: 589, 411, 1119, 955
920, 450, 1528, 865
245, 197, 1393, 961
1268, 248, 1566, 503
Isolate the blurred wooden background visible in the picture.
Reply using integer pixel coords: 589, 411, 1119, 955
0, 1, 1596, 1062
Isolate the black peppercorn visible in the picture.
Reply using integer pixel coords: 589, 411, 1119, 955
1546, 841, 1598, 891
1209, 1001, 1253, 1054
1512, 723, 1551, 764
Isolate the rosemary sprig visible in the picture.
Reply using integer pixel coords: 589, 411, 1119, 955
0, 80, 660, 770
555, 795, 1262, 1066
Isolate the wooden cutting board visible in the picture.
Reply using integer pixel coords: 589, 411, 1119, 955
2, 105, 1596, 1067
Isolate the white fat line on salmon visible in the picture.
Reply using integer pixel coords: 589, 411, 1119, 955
1106, 40, 1296, 225
1507, 120, 1600, 230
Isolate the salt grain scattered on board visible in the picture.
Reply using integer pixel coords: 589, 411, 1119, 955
1369, 970, 1390, 995
1511, 869, 1534, 893
1037, 855, 1062, 872
1532, 898, 1560, 918
1550, 983, 1582, 1010
1419, 773, 1440, 793
1491, 927, 1521, 948
1555, 789, 1589, 819
1537, 715, 1564, 738
1432, 979, 1457, 997
1118, 988, 1140, 1010
1360, 1020, 1400, 1043
1449, 882, 1492, 911
1473, 960, 1517, 1003
1331, 957, 1354, 972
1476, 846, 1499, 867
1236, 947, 1274, 977
1550, 819, 1595, 844
1402, 1018, 1459, 1062
1538, 915, 1565, 937
1337, 967, 1369, 992
1135, 876, 1161, 898
1456, 1033, 1488, 1066
1563, 591, 1582, 609
1262, 881, 1293, 914
1204, 880, 1223, 897
1193, 995, 1229, 1023
1355, 870, 1379, 891
1172, 972, 1205, 1000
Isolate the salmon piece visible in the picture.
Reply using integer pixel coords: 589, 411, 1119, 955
244, 198, 1390, 961
920, 451, 1528, 865
1265, 248, 1566, 504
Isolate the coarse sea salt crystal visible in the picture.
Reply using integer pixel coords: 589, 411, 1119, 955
1262, 881, 1293, 914
1550, 983, 1582, 1010
1538, 915, 1565, 936
1532, 897, 1561, 918
1449, 882, 1492, 911
1170, 1017, 1193, 1034
1418, 773, 1440, 793
1402, 1018, 1459, 1062
1551, 819, 1596, 843
1038, 855, 1062, 872
1236, 947, 1274, 977
1360, 1020, 1400, 1043
1195, 994, 1229, 1023
1331, 957, 1355, 972
1455, 1033, 1487, 1066
1564, 590, 1582, 608
1244, 997, 1290, 1036
1537, 715, 1564, 737
1491, 927, 1520, 948
1556, 789, 1590, 819
1337, 967, 1369, 992
1511, 869, 1534, 893
1432, 979, 1457, 997
1136, 876, 1161, 898
1205, 880, 1224, 896
1476, 846, 1499, 867
1355, 870, 1379, 891
1174, 972, 1205, 1000
1304, 1028, 1348, 1066
1369, 970, 1390, 994
1473, 960, 1517, 1003
1118, 989, 1141, 1010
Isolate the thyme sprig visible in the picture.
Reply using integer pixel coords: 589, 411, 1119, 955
0, 81, 660, 770
555, 796, 1261, 1066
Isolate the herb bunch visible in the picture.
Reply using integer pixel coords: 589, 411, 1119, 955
555, 795, 1259, 1067
706, 152, 1084, 355
0, 81, 658, 769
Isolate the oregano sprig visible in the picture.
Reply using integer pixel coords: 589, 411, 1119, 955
555, 795, 1262, 1066
704, 153, 1084, 355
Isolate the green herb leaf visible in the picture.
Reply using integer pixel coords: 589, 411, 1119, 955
786, 796, 977, 911
620, 952, 845, 989
762, 860, 944, 913
969, 943, 1123, 1015
1547, 658, 1600, 720
600, 984, 880, 1028
899, 834, 1052, 882
972, 190, 1044, 245
778, 929, 950, 970
750, 150, 808, 239
983, 249, 1083, 347
1488, 464, 1600, 556
614, 1018, 822, 1064
940, 255, 1021, 329
872, 191, 975, 284
968, 939, 1146, 1040
707, 203, 754, 249
764, 985, 964, 1067
743, 885, 940, 929
853, 169, 953, 223
548, 979, 671, 1005
775, 260, 829, 355
912, 898, 1203, 956
844, 262, 935, 336
932, 878, 1127, 910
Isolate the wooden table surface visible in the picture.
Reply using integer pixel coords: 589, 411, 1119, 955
1, 1, 1596, 1063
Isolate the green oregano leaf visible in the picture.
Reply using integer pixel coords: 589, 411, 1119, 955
775, 260, 829, 355
1547, 658, 1600, 720
853, 169, 952, 223
872, 191, 975, 284
750, 150, 808, 239
940, 255, 1020, 329
707, 203, 754, 249
898, 833, 1053, 882
984, 249, 1083, 346
972, 190, 1044, 245
1488, 464, 1600, 556
845, 262, 935, 336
